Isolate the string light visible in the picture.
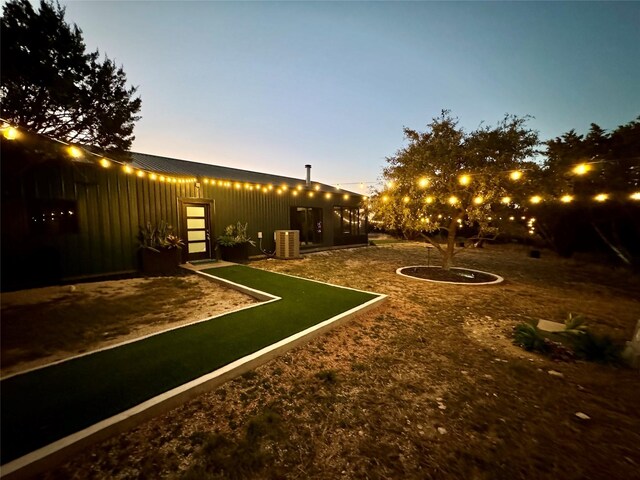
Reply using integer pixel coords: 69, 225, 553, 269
418, 177, 430, 188
67, 146, 83, 158
594, 193, 609, 202
123, 165, 133, 174
403, 196, 410, 203
510, 170, 523, 181
560, 194, 574, 203
501, 196, 511, 204
530, 195, 542, 204
448, 195, 459, 205
573, 163, 591, 175
149, 173, 157, 181
136, 170, 145, 178
2, 126, 18, 140
425, 196, 434, 204
458, 175, 471, 186
473, 196, 484, 205
99, 158, 111, 168
631, 192, 640, 201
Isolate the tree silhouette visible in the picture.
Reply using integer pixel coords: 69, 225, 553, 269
1, 0, 141, 154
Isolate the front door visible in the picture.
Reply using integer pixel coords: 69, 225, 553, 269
181, 201, 212, 261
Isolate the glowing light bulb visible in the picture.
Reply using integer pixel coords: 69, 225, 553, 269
573, 163, 591, 175
314, 185, 320, 191
458, 174, 471, 186
123, 165, 133, 174
403, 196, 410, 203
594, 193, 609, 202
418, 177, 429, 188
424, 196, 434, 204
136, 170, 145, 178
3, 126, 18, 140
510, 170, 523, 181
387, 180, 394, 189
473, 196, 483, 205
343, 194, 350, 200
501, 196, 511, 204
630, 192, 640, 201
448, 195, 459, 205
149, 173, 157, 181
67, 146, 83, 158
99, 158, 111, 168
382, 195, 389, 203
325, 192, 332, 199
560, 195, 574, 203
530, 195, 542, 204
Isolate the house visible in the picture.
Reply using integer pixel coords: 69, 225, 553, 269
1, 123, 368, 290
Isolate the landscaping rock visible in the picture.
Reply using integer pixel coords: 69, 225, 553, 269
621, 319, 640, 369
537, 319, 565, 333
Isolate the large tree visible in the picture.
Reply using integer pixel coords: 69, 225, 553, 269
1, 0, 141, 154
372, 111, 539, 269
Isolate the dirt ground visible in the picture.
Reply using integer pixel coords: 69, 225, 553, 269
1, 272, 256, 378
4, 243, 640, 479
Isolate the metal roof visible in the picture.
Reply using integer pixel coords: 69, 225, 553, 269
130, 152, 360, 195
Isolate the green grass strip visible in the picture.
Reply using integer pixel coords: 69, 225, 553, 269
1, 266, 378, 464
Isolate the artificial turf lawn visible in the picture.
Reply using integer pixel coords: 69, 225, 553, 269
1, 265, 379, 464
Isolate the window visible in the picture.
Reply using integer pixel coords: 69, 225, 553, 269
333, 206, 367, 245
290, 207, 323, 245
333, 206, 362, 236
29, 199, 79, 234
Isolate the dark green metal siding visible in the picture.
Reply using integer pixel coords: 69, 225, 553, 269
200, 183, 365, 254
2, 153, 366, 288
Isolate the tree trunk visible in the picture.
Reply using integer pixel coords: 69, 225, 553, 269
442, 220, 458, 271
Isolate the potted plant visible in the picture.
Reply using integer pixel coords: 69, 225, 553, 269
138, 220, 185, 275
216, 222, 256, 262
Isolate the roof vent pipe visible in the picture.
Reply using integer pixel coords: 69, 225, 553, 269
305, 164, 311, 187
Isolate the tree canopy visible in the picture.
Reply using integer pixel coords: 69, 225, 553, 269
371, 111, 539, 269
1, 0, 141, 154
531, 117, 640, 264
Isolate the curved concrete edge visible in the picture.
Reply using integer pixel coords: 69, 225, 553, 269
396, 266, 504, 285
0, 290, 386, 480
193, 269, 278, 302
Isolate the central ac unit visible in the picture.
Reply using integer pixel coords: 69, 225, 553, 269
274, 230, 300, 259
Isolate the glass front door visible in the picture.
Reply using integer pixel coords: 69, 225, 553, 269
182, 202, 211, 261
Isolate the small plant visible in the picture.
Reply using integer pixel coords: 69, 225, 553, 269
513, 323, 547, 353
563, 313, 589, 336
216, 222, 256, 247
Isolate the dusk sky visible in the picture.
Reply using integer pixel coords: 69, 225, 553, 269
51, 1, 639, 189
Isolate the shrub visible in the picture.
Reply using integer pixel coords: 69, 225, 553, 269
571, 331, 622, 364
513, 323, 547, 353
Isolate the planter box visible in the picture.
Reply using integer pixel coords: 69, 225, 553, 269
219, 244, 249, 263
139, 248, 181, 275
